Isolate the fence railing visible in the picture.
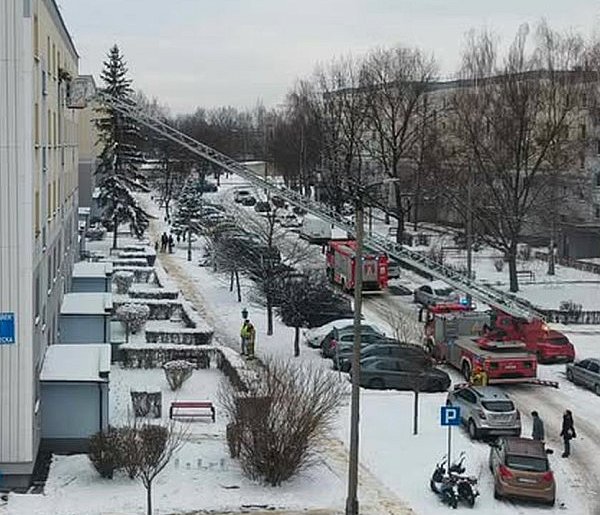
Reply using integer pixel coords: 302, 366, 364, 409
540, 310, 600, 325
534, 251, 600, 275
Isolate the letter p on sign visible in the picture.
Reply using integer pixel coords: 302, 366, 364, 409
441, 406, 461, 426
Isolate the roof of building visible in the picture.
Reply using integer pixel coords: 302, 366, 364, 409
72, 261, 113, 279
44, 0, 79, 59
60, 292, 113, 315
41, 344, 110, 382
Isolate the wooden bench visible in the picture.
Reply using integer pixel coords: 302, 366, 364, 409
516, 270, 535, 283
169, 401, 215, 422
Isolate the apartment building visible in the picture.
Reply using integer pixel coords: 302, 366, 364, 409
0, 0, 79, 488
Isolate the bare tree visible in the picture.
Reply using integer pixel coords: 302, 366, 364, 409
220, 359, 346, 486
450, 24, 588, 291
361, 46, 438, 240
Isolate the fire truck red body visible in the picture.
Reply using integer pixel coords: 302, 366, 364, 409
485, 311, 575, 364
326, 240, 388, 292
424, 304, 537, 384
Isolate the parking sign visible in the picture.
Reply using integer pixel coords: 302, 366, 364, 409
0, 313, 16, 345
440, 406, 461, 426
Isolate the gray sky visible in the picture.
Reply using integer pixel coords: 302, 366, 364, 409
58, 0, 600, 114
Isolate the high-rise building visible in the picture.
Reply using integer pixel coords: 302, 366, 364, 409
0, 0, 79, 488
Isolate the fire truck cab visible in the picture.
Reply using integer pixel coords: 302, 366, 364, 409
326, 240, 388, 292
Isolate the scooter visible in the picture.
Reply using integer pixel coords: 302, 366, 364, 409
448, 452, 480, 508
430, 458, 458, 509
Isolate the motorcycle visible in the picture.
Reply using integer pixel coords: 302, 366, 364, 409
448, 452, 480, 508
430, 458, 458, 509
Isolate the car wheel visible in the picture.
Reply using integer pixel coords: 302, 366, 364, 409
595, 384, 600, 396
494, 487, 502, 500
369, 378, 385, 389
468, 419, 480, 440
462, 362, 471, 381
566, 369, 574, 382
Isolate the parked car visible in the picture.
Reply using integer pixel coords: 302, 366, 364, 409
234, 189, 251, 203
304, 319, 358, 348
336, 343, 430, 372
353, 357, 450, 391
200, 181, 218, 193
254, 201, 271, 213
446, 386, 521, 439
271, 195, 286, 208
241, 195, 257, 206
321, 325, 384, 358
489, 437, 555, 506
293, 206, 307, 216
279, 213, 302, 228
566, 358, 600, 395
413, 280, 458, 306
387, 260, 401, 280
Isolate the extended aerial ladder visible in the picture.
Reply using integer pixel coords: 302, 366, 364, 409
92, 90, 543, 322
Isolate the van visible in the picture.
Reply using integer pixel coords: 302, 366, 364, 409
300, 216, 331, 243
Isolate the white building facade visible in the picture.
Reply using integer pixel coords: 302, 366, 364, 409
0, 0, 79, 488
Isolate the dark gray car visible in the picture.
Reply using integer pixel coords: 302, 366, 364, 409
321, 326, 384, 358
336, 343, 430, 372
353, 357, 450, 392
566, 358, 600, 395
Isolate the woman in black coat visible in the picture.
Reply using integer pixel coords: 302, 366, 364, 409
560, 410, 576, 457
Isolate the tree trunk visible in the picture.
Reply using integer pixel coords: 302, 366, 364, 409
393, 183, 405, 244
294, 326, 300, 357
229, 270, 234, 292
508, 242, 519, 293
266, 296, 273, 336
187, 224, 192, 262
235, 270, 241, 302
112, 215, 119, 250
146, 480, 152, 515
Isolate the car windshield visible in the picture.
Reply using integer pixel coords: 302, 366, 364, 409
482, 400, 514, 412
434, 288, 453, 296
506, 455, 548, 473
548, 337, 569, 346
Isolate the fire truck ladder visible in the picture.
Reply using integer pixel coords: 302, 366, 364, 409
97, 92, 544, 322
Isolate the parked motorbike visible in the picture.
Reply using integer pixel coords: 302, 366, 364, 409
448, 452, 480, 508
430, 458, 458, 509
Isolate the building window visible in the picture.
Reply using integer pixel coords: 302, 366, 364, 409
596, 174, 600, 187
47, 109, 51, 145
46, 37, 50, 70
33, 15, 39, 57
34, 275, 40, 322
35, 190, 40, 235
597, 140, 600, 156
52, 43, 56, 76
47, 183, 51, 220
580, 153, 585, 170
34, 103, 39, 145
595, 205, 600, 219
47, 256, 52, 293
581, 124, 587, 140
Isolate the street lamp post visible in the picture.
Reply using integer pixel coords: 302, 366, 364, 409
345, 198, 364, 515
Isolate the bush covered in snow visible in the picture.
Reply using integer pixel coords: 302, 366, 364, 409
88, 428, 121, 479
163, 360, 194, 390
116, 303, 150, 342
114, 271, 135, 294
494, 258, 505, 272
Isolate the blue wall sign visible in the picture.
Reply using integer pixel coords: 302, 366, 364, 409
0, 313, 16, 345
441, 406, 461, 426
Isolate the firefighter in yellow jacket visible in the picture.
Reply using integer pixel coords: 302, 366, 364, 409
240, 319, 256, 359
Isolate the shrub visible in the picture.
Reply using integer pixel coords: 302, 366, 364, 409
220, 359, 345, 486
116, 303, 150, 342
88, 428, 120, 479
518, 244, 532, 261
559, 300, 583, 323
114, 271, 135, 294
494, 258, 504, 272
163, 360, 194, 390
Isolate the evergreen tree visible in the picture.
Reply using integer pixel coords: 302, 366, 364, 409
95, 44, 150, 248
173, 176, 205, 261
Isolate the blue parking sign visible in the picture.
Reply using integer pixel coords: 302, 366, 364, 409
0, 313, 16, 345
441, 406, 461, 426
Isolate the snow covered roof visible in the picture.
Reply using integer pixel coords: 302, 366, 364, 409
61, 293, 113, 315
41, 344, 111, 382
72, 261, 113, 279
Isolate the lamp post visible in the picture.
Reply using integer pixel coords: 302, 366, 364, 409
345, 178, 398, 515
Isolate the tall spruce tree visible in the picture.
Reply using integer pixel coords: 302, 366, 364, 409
173, 174, 205, 261
95, 45, 150, 249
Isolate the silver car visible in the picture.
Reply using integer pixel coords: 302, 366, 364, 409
446, 386, 521, 439
566, 358, 600, 395
413, 281, 458, 306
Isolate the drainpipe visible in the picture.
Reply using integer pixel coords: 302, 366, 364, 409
98, 382, 103, 432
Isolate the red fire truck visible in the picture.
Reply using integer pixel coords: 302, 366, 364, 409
424, 305, 538, 384
485, 311, 575, 364
326, 240, 388, 292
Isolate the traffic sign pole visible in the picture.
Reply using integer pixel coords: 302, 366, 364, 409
447, 424, 452, 475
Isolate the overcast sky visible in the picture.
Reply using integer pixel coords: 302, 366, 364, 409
58, 0, 600, 114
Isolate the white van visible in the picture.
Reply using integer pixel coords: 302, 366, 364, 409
300, 216, 332, 243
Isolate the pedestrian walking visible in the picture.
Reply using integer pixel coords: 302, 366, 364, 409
531, 411, 545, 441
560, 410, 576, 457
161, 232, 168, 253
168, 234, 174, 254
240, 319, 250, 356
154, 240, 159, 253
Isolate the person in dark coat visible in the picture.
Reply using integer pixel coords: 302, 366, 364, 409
531, 411, 545, 441
168, 233, 174, 254
560, 410, 576, 457
161, 232, 168, 253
